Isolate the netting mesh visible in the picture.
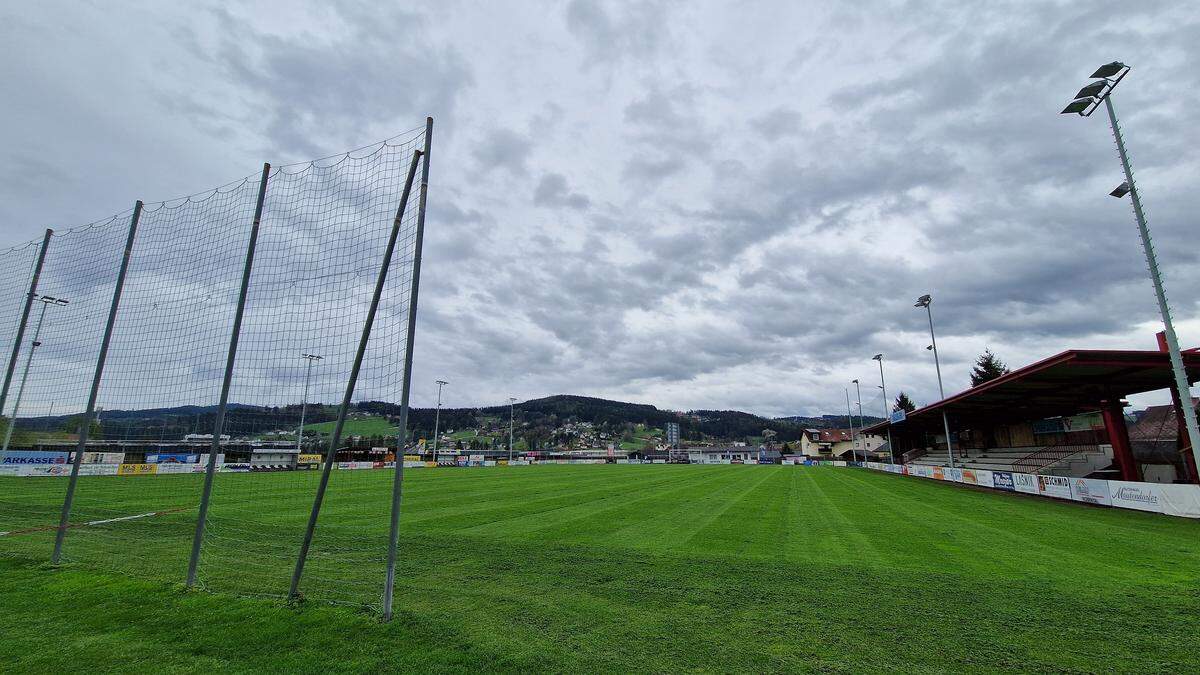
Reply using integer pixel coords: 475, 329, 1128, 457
0, 124, 428, 608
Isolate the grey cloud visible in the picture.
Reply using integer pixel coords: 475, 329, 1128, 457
533, 173, 591, 210
472, 128, 533, 176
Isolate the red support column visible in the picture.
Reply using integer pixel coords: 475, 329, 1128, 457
1100, 399, 1138, 481
1157, 331, 1199, 484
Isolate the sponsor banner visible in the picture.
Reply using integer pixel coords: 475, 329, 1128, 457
945, 468, 963, 483
25, 464, 75, 476
1109, 480, 1162, 513
889, 409, 906, 423
218, 463, 251, 473
1038, 475, 1073, 500
299, 453, 324, 463
1069, 477, 1111, 506
82, 452, 125, 464
1013, 473, 1039, 495
77, 464, 119, 476
1157, 484, 1200, 519
155, 463, 205, 474
932, 467, 945, 481
425, 461, 438, 468
972, 469, 993, 487
117, 463, 158, 476
961, 469, 978, 484
403, 455, 421, 462
146, 453, 199, 464
991, 471, 1015, 491
833, 461, 847, 467
2, 451, 69, 465
483, 460, 497, 467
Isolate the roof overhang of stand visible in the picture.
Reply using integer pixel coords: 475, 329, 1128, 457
862, 349, 1200, 436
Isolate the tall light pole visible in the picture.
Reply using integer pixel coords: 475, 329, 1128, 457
297, 353, 322, 455
914, 295, 955, 468
508, 397, 517, 462
430, 380, 448, 460
844, 388, 859, 463
852, 378, 865, 458
1061, 61, 1200, 474
1, 295, 68, 461
872, 354, 895, 463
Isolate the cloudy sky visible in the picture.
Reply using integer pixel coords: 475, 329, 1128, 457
2, 1, 1199, 418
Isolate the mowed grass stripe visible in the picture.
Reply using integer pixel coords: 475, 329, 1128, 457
459, 464, 750, 541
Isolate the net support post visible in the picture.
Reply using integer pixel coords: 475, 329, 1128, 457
53, 203, 142, 564
383, 117, 433, 621
0, 228, 52, 465
185, 163, 271, 588
289, 147, 424, 603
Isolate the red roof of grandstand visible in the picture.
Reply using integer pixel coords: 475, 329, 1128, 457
862, 348, 1200, 436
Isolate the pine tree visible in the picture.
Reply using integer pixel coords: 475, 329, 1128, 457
970, 348, 1010, 386
894, 392, 916, 413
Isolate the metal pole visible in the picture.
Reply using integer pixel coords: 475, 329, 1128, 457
431, 380, 446, 459
1, 302, 49, 459
845, 388, 858, 463
508, 398, 516, 462
1104, 96, 1200, 469
185, 164, 271, 587
925, 304, 955, 468
293, 147, 424, 603
297, 354, 321, 455
53, 202, 143, 563
383, 119, 434, 620
877, 357, 895, 463
853, 379, 864, 460
0, 229, 52, 421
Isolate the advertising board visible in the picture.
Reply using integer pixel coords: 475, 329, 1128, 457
117, 463, 158, 476
1070, 478, 1111, 506
945, 467, 963, 483
1013, 472, 1039, 495
1037, 475, 1073, 499
2, 451, 68, 465
146, 453, 199, 464
932, 467, 945, 481
991, 471, 1015, 491
1157, 484, 1200, 518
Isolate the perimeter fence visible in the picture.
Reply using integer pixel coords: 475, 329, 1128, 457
0, 119, 433, 612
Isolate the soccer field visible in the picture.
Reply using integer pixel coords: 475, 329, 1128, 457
3, 464, 1199, 672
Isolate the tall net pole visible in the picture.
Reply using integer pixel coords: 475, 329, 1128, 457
384, 117, 433, 620
0, 229, 52, 427
53, 201, 143, 564
186, 163, 271, 587
289, 148, 423, 602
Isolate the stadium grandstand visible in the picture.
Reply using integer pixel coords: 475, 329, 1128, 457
863, 336, 1200, 485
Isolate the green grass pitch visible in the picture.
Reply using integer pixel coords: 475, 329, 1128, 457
2, 464, 1199, 672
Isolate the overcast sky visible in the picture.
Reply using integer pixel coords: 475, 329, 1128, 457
2, 1, 1199, 418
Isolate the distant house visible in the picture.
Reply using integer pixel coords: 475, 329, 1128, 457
798, 428, 885, 459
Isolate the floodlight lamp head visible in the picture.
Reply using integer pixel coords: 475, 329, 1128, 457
872, 354, 883, 361
926, 344, 934, 350
915, 294, 931, 308
1090, 61, 1128, 79
1110, 181, 1130, 198
1074, 80, 1108, 101
852, 379, 859, 384
1060, 98, 1094, 115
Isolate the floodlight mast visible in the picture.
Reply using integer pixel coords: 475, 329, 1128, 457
297, 353, 323, 455
915, 295, 955, 468
852, 379, 865, 459
0, 295, 68, 462
430, 380, 448, 461
508, 397, 517, 462
872, 354, 894, 463
1061, 62, 1200, 477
